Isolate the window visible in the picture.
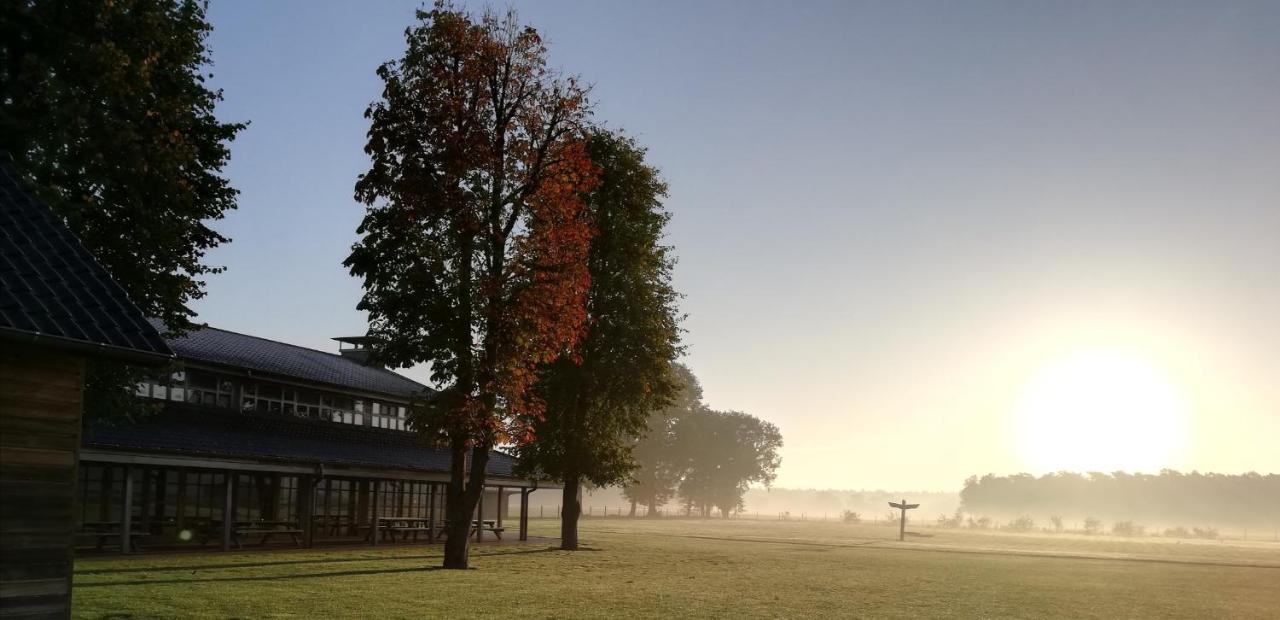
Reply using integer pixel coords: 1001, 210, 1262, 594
372, 402, 408, 431
240, 382, 365, 426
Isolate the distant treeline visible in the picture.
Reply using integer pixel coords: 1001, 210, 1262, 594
524, 486, 960, 520
960, 471, 1280, 528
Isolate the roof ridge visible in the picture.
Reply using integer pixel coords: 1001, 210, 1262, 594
173, 320, 411, 377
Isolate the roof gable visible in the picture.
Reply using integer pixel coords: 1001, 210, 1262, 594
0, 162, 171, 361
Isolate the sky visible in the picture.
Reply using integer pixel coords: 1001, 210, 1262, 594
196, 1, 1280, 491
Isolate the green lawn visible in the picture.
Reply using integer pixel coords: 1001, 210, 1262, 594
72, 518, 1280, 619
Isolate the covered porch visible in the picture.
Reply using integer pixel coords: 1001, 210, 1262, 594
76, 405, 555, 554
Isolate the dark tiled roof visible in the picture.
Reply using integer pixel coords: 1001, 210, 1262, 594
0, 162, 171, 361
158, 319, 427, 399
84, 403, 521, 479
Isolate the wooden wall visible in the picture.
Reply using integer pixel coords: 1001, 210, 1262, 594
0, 343, 84, 620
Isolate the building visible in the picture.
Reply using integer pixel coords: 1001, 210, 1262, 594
75, 320, 548, 553
1, 162, 173, 619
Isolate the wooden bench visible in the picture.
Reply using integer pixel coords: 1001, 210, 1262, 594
233, 527, 303, 548
385, 526, 433, 542
74, 531, 149, 552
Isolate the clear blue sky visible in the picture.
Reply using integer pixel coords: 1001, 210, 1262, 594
197, 1, 1279, 490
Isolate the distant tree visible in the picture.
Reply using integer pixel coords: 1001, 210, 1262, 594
842, 510, 861, 523
514, 130, 682, 550
347, 3, 597, 569
622, 363, 702, 516
1, 0, 244, 419
960, 470, 1280, 529
1049, 515, 1064, 532
677, 408, 783, 518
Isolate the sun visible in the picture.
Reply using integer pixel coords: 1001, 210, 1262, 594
1012, 348, 1188, 473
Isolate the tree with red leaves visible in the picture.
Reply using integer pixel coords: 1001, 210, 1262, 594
346, 2, 597, 569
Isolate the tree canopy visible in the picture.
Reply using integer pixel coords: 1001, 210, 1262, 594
513, 129, 683, 549
346, 2, 597, 568
624, 364, 783, 518
1, 0, 243, 332
1, 0, 244, 421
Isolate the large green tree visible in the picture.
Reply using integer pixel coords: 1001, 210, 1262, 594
347, 4, 597, 569
678, 408, 783, 518
1, 0, 243, 418
621, 363, 701, 516
514, 130, 683, 550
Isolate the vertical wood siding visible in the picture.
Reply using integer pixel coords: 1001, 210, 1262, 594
1, 344, 84, 620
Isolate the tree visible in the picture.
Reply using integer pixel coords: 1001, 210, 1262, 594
346, 3, 597, 569
621, 363, 702, 516
1, 0, 244, 419
513, 130, 682, 549
678, 408, 783, 518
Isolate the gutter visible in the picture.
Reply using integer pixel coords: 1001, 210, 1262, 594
0, 326, 174, 366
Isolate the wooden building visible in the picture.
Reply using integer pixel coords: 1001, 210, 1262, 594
75, 319, 548, 554
1, 162, 173, 619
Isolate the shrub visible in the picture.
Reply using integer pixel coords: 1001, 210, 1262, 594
968, 516, 992, 530
842, 510, 861, 524
1192, 526, 1219, 540
1005, 515, 1036, 533
1112, 521, 1145, 537
1164, 526, 1190, 538
1082, 517, 1102, 535
936, 511, 963, 528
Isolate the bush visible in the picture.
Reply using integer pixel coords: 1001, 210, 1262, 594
842, 510, 861, 524
1005, 515, 1036, 533
936, 511, 962, 528
967, 516, 992, 530
1082, 517, 1102, 535
1193, 526, 1219, 540
1164, 526, 1190, 539
1112, 521, 1145, 537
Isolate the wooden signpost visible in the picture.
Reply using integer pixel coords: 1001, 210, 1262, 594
888, 499, 919, 541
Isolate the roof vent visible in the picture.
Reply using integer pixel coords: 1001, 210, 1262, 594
333, 335, 379, 366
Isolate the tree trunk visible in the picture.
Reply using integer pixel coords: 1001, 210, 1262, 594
560, 471, 581, 550
628, 498, 637, 517
646, 497, 658, 518
442, 444, 491, 569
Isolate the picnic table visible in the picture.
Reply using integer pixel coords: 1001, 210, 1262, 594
75, 521, 149, 552
369, 516, 434, 542
435, 519, 505, 540
202, 519, 303, 548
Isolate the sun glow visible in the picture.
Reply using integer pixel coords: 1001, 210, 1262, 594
1013, 349, 1188, 473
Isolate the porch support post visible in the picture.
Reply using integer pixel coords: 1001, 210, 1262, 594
496, 486, 504, 529
299, 475, 315, 548
370, 480, 380, 546
519, 488, 530, 542
426, 482, 436, 543
221, 472, 234, 551
120, 467, 134, 554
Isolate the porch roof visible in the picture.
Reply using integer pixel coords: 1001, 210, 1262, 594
83, 403, 523, 479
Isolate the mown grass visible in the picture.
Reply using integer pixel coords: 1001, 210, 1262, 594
72, 517, 1280, 619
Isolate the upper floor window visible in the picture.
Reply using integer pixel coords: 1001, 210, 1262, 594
137, 371, 406, 431
371, 402, 408, 431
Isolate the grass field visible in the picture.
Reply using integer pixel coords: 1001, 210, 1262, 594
72, 517, 1280, 619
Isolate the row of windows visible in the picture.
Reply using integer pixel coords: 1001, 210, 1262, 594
136, 370, 410, 431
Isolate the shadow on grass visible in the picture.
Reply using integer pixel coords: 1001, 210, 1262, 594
75, 546, 563, 580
